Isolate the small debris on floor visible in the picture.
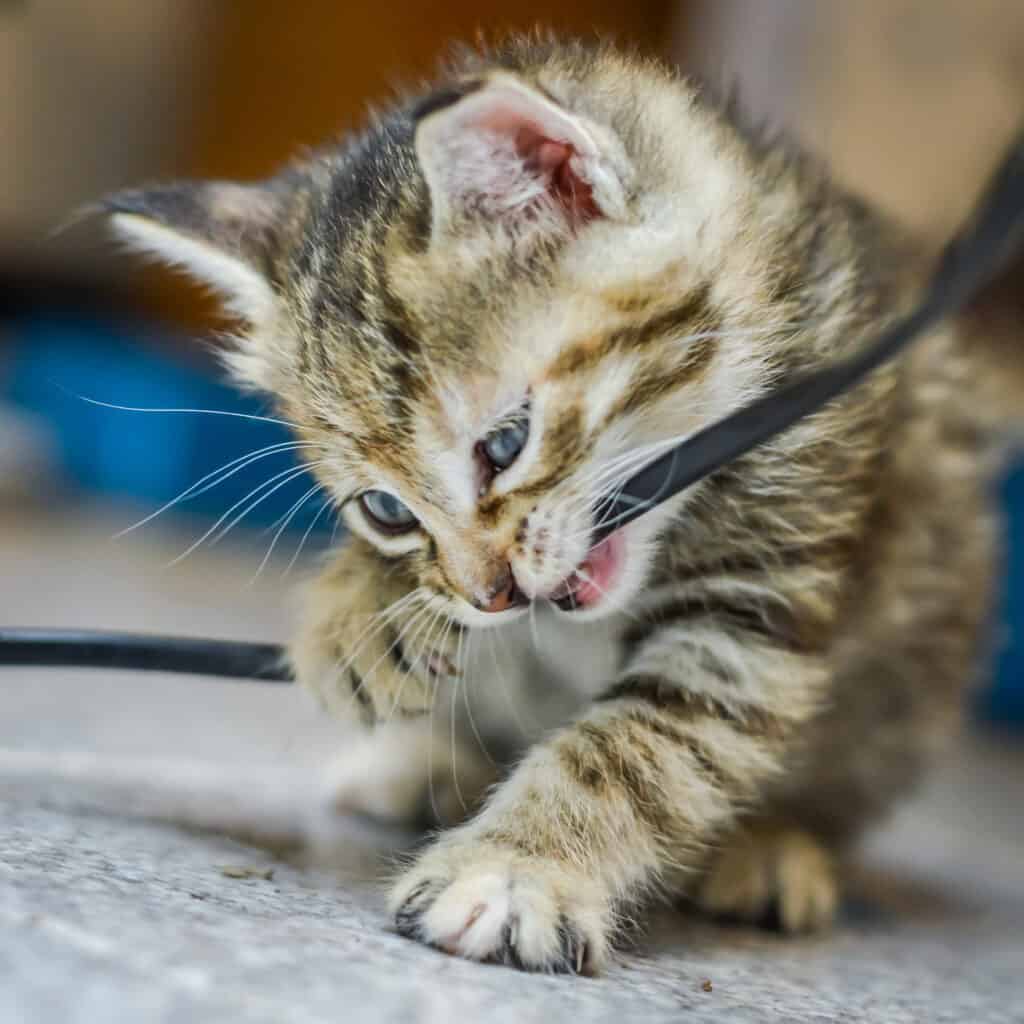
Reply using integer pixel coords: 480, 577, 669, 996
701, 979, 714, 993
217, 865, 274, 881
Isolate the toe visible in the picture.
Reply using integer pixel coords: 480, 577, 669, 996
775, 833, 838, 933
390, 845, 607, 973
696, 825, 839, 934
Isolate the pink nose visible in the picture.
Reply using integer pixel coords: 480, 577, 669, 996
480, 566, 525, 613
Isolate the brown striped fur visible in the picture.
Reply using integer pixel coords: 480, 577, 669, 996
106, 36, 1020, 973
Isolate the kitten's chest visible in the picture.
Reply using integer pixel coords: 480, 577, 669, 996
526, 608, 627, 697
463, 608, 627, 739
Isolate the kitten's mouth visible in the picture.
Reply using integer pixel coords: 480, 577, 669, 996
549, 530, 625, 612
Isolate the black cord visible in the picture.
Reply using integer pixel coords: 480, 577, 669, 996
593, 128, 1024, 539
0, 628, 291, 682
3, 129, 1023, 683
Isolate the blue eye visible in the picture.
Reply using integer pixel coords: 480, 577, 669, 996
360, 490, 418, 534
481, 415, 529, 472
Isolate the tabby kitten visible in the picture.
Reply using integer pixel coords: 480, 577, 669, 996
106, 38, 1019, 974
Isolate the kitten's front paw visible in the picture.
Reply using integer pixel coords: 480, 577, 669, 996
390, 839, 611, 974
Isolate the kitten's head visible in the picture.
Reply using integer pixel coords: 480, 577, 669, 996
106, 39, 872, 626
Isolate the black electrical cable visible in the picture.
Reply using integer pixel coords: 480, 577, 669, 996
3, 128, 1023, 683
0, 628, 291, 682
592, 127, 1024, 540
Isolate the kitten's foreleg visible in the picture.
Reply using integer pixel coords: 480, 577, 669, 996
390, 614, 827, 972
292, 538, 460, 724
293, 539, 492, 824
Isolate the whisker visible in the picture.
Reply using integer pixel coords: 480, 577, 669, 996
401, 602, 450, 694
544, 317, 812, 500
363, 589, 428, 625
282, 498, 335, 578
554, 432, 709, 549
369, 602, 437, 721
460, 631, 498, 769
463, 674, 498, 769
388, 603, 447, 719
429, 611, 463, 811
448, 641, 466, 816
114, 441, 324, 539
165, 461, 320, 568
573, 567, 641, 622
337, 590, 430, 689
68, 391, 305, 430
208, 462, 330, 548
329, 514, 342, 549
589, 455, 683, 535
168, 459, 332, 568
339, 595, 432, 713
251, 481, 324, 583
348, 604, 435, 723
578, 436, 685, 494
527, 594, 543, 657
422, 610, 455, 826
489, 624, 538, 736
546, 318, 819, 513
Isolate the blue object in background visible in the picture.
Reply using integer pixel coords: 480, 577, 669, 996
4, 313, 333, 543
985, 462, 1024, 727
2, 311, 1022, 728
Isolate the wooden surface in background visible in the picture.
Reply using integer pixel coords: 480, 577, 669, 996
152, 1, 674, 328
192, 2, 672, 178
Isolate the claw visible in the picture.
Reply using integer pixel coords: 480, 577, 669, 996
505, 913, 519, 951
394, 880, 438, 941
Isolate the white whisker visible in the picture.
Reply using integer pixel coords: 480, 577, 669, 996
251, 481, 324, 583
573, 567, 640, 622
69, 391, 305, 430
349, 599, 436, 723
527, 594, 543, 656
336, 590, 430, 688
461, 632, 497, 768
370, 602, 437, 721
114, 441, 323, 539
166, 461, 327, 568
448, 650, 465, 815
490, 624, 538, 736
282, 498, 335, 578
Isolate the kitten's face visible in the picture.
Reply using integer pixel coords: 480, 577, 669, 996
107, 44, 813, 627
327, 253, 726, 626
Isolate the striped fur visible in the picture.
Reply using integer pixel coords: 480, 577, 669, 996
107, 36, 1017, 973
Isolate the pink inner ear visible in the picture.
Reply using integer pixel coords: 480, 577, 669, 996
518, 129, 601, 225
474, 104, 601, 225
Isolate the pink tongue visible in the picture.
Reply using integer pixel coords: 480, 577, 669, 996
573, 532, 623, 607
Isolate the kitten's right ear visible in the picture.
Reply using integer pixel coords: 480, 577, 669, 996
101, 181, 282, 325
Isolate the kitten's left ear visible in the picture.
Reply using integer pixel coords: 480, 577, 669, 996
101, 180, 282, 325
414, 74, 630, 242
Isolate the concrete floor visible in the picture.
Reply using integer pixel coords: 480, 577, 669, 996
2, 506, 1023, 1023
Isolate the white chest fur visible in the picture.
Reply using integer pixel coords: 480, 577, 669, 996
458, 607, 627, 745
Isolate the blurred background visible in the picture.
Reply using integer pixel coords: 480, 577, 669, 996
1, 0, 1022, 742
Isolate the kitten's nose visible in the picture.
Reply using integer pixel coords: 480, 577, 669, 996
479, 565, 527, 613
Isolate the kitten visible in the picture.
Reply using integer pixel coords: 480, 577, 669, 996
105, 37, 1021, 974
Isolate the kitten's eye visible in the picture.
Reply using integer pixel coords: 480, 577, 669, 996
360, 490, 418, 534
481, 414, 530, 472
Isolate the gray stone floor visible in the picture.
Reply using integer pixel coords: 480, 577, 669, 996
2, 507, 1024, 1023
